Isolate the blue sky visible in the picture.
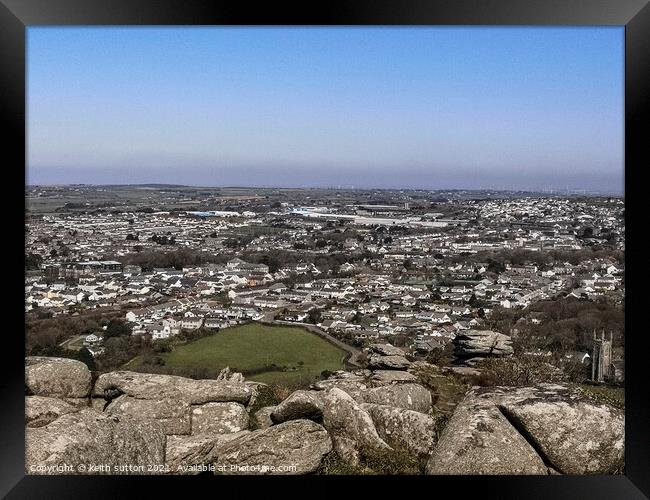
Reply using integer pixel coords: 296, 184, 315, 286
27, 27, 624, 193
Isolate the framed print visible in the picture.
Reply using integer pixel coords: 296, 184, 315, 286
2, 0, 649, 497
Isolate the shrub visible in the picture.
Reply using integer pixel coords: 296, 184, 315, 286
424, 343, 454, 366
316, 449, 427, 475
104, 319, 131, 338
360, 448, 427, 475
578, 384, 625, 409
316, 452, 372, 475
473, 355, 568, 387
152, 339, 173, 353
142, 355, 166, 367
268, 383, 296, 403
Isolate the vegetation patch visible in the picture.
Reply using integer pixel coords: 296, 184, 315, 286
317, 449, 427, 475
472, 355, 577, 387
578, 384, 625, 409
130, 323, 346, 385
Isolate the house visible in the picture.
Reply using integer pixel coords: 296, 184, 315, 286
278, 309, 309, 322
226, 258, 269, 274
431, 312, 452, 324
339, 262, 356, 273
500, 299, 513, 308
268, 282, 289, 294
468, 318, 482, 327
84, 333, 100, 344
142, 321, 175, 340
86, 346, 105, 357
181, 316, 204, 330
203, 317, 227, 329
568, 288, 589, 299
318, 319, 348, 331
450, 306, 472, 316
253, 297, 285, 309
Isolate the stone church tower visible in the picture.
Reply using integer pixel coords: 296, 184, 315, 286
591, 330, 613, 382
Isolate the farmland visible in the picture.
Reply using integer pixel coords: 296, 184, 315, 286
130, 322, 347, 385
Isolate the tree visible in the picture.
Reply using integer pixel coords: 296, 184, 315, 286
104, 319, 131, 338
77, 347, 97, 371
308, 309, 322, 324
487, 259, 506, 274
26, 253, 43, 270
581, 227, 594, 239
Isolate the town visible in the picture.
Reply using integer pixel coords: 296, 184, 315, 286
25, 184, 624, 385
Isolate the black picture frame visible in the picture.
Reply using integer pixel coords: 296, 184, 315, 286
2, 0, 648, 497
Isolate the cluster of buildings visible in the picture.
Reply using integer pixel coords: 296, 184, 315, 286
25, 187, 624, 353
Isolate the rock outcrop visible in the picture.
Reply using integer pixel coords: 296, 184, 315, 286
26, 396, 80, 428
216, 366, 245, 383
495, 384, 625, 474
360, 383, 432, 414
426, 388, 548, 474
25, 357, 92, 399
191, 402, 249, 435
26, 410, 166, 474
366, 343, 412, 370
320, 388, 392, 465
453, 330, 513, 365
371, 370, 418, 383
253, 406, 276, 429
105, 395, 192, 435
212, 420, 332, 474
165, 432, 246, 474
93, 371, 252, 405
426, 384, 624, 475
362, 403, 438, 457
24, 357, 625, 476
270, 390, 325, 424
310, 377, 368, 400
368, 354, 412, 370
369, 344, 407, 357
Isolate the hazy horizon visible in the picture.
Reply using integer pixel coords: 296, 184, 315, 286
25, 181, 622, 196
27, 27, 624, 194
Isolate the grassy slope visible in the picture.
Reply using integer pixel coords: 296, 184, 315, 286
153, 323, 347, 384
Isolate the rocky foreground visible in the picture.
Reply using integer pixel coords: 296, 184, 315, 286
25, 346, 624, 475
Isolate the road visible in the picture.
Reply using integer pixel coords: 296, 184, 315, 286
58, 334, 86, 351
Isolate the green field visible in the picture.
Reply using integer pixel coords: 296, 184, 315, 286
133, 323, 347, 385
